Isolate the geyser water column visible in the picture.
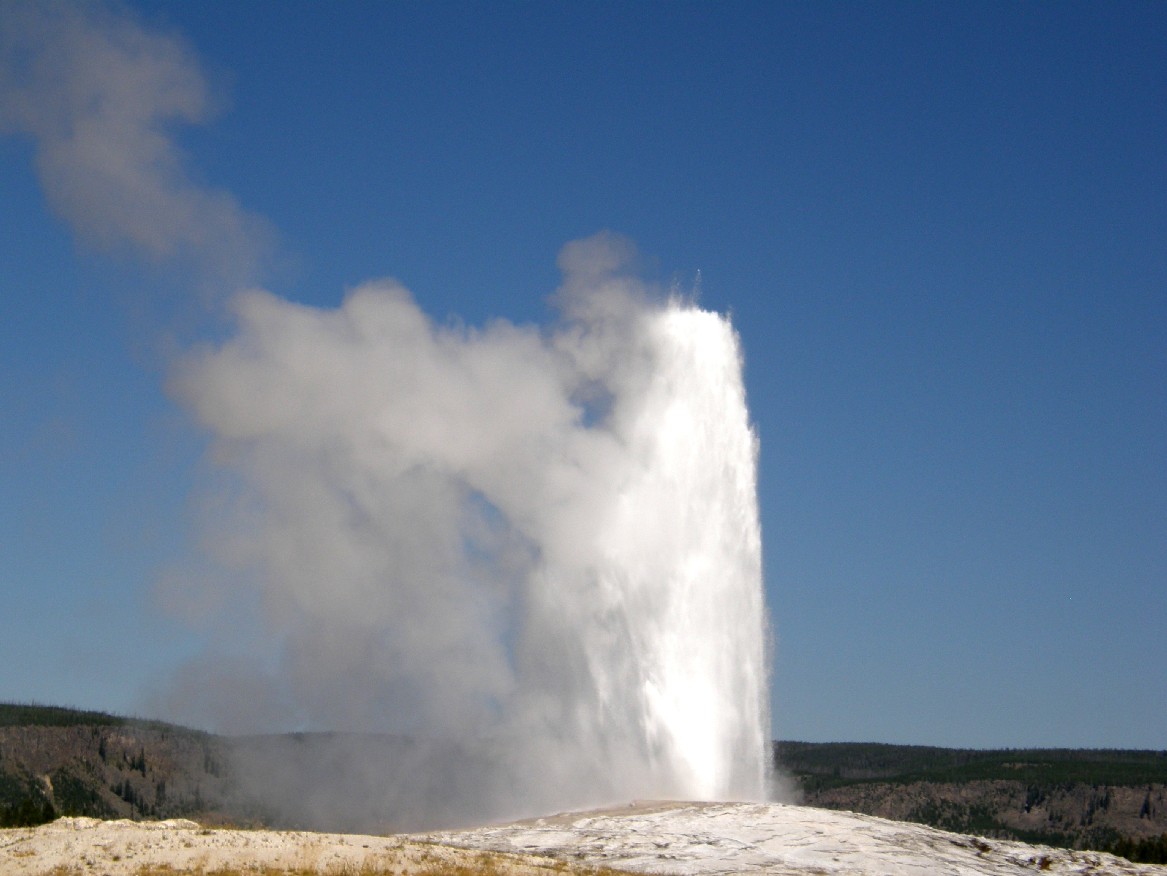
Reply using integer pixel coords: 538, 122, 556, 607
634, 304, 768, 800
172, 234, 770, 820
529, 300, 769, 803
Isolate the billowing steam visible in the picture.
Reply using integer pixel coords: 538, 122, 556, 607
166, 233, 771, 825
0, 2, 270, 287
3, 2, 773, 831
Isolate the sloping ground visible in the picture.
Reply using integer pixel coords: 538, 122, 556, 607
420, 800, 1167, 876
0, 816, 583, 876
4, 801, 1167, 875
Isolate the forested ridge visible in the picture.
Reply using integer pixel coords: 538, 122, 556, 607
775, 740, 1167, 787
2, 704, 1164, 864
776, 741, 1167, 863
0, 703, 235, 828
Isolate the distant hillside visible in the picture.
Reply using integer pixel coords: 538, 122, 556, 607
0, 703, 133, 728
0, 704, 526, 833
3, 705, 1165, 864
775, 741, 1167, 864
0, 703, 245, 829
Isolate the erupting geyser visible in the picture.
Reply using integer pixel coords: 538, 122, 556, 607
544, 303, 769, 802
172, 232, 770, 821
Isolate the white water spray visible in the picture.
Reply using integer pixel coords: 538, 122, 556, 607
520, 302, 768, 803
170, 234, 770, 823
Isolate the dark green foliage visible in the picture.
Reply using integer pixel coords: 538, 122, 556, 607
774, 742, 1167, 791
0, 702, 128, 728
775, 742, 1167, 859
50, 767, 117, 819
114, 779, 134, 805
0, 774, 55, 827
0, 771, 28, 806
1024, 784, 1046, 812
202, 740, 223, 777
1109, 833, 1167, 865
905, 797, 1078, 848
0, 701, 194, 735
0, 793, 55, 827
0, 704, 239, 830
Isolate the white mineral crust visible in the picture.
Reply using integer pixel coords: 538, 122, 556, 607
4, 802, 1166, 875
420, 800, 1167, 876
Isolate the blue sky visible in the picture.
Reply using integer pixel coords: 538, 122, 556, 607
1, 1, 1164, 749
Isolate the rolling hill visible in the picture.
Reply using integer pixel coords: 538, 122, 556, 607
2, 704, 1164, 863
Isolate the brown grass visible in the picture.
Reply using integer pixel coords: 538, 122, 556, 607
36, 849, 639, 876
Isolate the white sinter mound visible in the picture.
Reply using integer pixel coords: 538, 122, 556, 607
4, 802, 1166, 875
0, 816, 558, 876
420, 800, 1166, 876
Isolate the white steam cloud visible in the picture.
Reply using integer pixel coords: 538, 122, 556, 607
0, 2, 270, 287
3, 2, 774, 830
163, 235, 771, 825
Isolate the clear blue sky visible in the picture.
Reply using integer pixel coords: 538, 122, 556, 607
1, 1, 1163, 749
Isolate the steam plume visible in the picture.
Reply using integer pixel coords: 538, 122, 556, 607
3, 2, 772, 829
0, 2, 270, 287
165, 235, 770, 825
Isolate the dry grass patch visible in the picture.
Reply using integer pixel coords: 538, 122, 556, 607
32, 848, 641, 876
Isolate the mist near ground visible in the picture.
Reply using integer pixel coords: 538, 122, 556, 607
160, 236, 773, 825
